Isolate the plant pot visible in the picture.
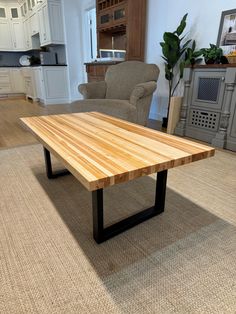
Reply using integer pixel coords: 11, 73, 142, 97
204, 58, 221, 65
162, 117, 168, 128
205, 58, 215, 65
167, 96, 183, 134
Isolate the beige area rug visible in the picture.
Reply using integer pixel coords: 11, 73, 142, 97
0, 144, 236, 313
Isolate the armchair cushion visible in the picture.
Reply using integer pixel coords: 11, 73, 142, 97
78, 81, 107, 99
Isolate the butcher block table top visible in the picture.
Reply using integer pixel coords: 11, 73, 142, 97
21, 112, 215, 191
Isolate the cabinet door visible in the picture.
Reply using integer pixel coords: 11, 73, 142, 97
0, 20, 12, 50
34, 67, 44, 99
38, 2, 64, 46
97, 8, 112, 30
23, 19, 32, 50
11, 21, 25, 50
30, 11, 39, 35
42, 67, 69, 99
10, 69, 25, 93
112, 4, 127, 27
47, 2, 64, 43
191, 70, 226, 110
38, 4, 50, 45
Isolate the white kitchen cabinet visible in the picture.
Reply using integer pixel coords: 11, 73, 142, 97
21, 67, 37, 100
29, 11, 39, 35
23, 18, 31, 50
10, 69, 25, 93
38, 1, 64, 46
8, 6, 25, 51
0, 68, 12, 94
11, 21, 25, 50
39, 66, 69, 104
34, 67, 44, 99
0, 20, 12, 50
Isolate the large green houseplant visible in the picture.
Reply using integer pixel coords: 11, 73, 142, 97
160, 14, 202, 127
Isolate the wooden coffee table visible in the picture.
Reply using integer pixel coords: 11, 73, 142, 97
21, 112, 215, 243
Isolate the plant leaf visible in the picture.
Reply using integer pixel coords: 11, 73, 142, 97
175, 13, 188, 36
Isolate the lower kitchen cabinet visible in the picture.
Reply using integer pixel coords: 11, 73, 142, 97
0, 66, 69, 104
10, 68, 25, 93
40, 66, 69, 103
0, 68, 25, 95
22, 66, 69, 104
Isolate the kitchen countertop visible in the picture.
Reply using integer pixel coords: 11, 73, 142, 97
0, 64, 67, 68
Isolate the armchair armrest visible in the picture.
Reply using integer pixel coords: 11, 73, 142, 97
78, 81, 107, 99
130, 81, 157, 105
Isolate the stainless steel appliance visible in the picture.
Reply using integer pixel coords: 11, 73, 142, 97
39, 52, 56, 65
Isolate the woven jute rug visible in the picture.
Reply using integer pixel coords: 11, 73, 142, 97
0, 144, 236, 313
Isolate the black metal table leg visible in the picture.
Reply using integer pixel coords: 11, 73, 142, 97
43, 147, 71, 179
92, 170, 168, 244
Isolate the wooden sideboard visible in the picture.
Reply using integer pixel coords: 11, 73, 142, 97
175, 64, 236, 152
85, 61, 121, 82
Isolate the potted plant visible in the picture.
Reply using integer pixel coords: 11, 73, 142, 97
160, 14, 202, 128
201, 44, 223, 64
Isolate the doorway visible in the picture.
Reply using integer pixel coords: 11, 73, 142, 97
83, 7, 97, 62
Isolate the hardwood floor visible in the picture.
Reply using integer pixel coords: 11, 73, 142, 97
0, 98, 162, 148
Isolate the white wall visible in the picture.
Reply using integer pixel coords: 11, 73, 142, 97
62, 0, 84, 102
146, 0, 236, 120
62, 0, 96, 102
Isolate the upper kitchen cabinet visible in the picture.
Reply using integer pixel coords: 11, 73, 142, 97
0, 2, 25, 51
38, 1, 65, 46
0, 0, 65, 51
0, 6, 12, 50
9, 6, 25, 50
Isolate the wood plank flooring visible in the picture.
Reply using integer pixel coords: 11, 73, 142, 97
0, 98, 162, 148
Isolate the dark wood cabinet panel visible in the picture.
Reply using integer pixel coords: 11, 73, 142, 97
85, 0, 146, 82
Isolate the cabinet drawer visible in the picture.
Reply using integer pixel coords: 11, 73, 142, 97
0, 84, 11, 93
0, 74, 10, 83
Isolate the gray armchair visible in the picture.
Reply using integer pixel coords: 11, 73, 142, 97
76, 61, 160, 126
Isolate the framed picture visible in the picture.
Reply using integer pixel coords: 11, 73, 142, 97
217, 9, 236, 54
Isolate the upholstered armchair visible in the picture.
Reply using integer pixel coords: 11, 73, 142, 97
75, 61, 160, 126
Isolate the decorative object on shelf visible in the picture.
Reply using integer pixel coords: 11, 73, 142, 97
226, 50, 236, 63
19, 55, 30, 66
201, 44, 224, 64
160, 14, 202, 128
29, 56, 40, 66
217, 9, 236, 54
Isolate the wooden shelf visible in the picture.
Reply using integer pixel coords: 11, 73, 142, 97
98, 0, 125, 11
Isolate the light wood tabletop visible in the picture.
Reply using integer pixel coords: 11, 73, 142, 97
21, 112, 215, 191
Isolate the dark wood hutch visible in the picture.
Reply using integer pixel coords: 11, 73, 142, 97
85, 0, 147, 82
